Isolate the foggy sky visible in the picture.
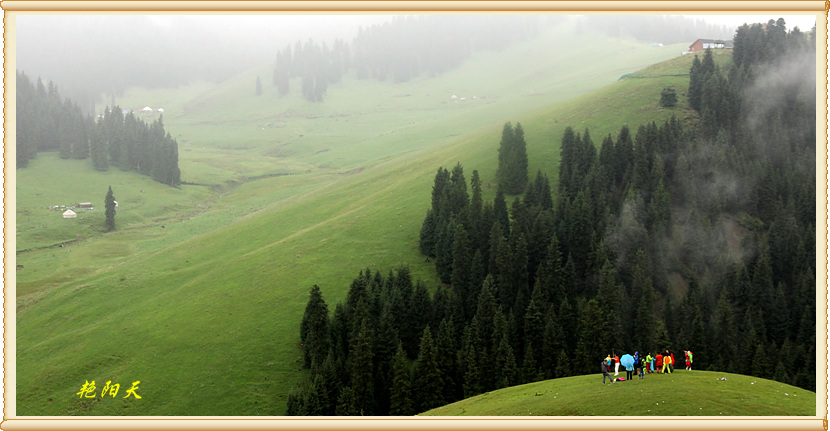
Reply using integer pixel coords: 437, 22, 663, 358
13, 13, 821, 107
689, 14, 817, 32
14, 14, 392, 102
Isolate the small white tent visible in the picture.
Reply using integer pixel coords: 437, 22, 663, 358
141, 106, 153, 112
62, 210, 77, 219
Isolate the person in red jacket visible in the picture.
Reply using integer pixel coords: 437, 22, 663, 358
655, 353, 664, 374
614, 354, 620, 376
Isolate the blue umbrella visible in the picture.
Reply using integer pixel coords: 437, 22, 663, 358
621, 354, 635, 371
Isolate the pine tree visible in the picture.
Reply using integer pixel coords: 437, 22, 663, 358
408, 281, 433, 355
90, 123, 109, 171
595, 260, 624, 353
451, 224, 472, 302
301, 285, 331, 369
508, 229, 530, 315
660, 87, 677, 107
316, 351, 339, 414
554, 349, 571, 378
535, 234, 565, 307
335, 386, 360, 415
739, 311, 762, 376
389, 343, 414, 415
349, 318, 375, 414
435, 318, 459, 402
104, 186, 116, 231
419, 209, 439, 256
497, 122, 514, 190
466, 250, 486, 321
751, 343, 771, 379
712, 291, 737, 372
493, 188, 510, 236
558, 126, 577, 201
575, 299, 605, 374
631, 250, 656, 349
448, 162, 469, 218
412, 326, 443, 412
285, 388, 307, 415
508, 123, 529, 194
520, 344, 543, 383
434, 218, 456, 283
493, 332, 517, 389
497, 122, 529, 194
469, 170, 483, 234
462, 338, 483, 398
523, 287, 546, 363
304, 374, 327, 415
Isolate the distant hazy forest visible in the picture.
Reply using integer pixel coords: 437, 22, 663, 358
16, 71, 181, 186
289, 19, 817, 415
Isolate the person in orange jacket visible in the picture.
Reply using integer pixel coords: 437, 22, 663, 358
662, 350, 673, 374
614, 354, 620, 376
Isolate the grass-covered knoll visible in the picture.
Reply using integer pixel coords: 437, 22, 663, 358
421, 370, 816, 416
17, 24, 693, 416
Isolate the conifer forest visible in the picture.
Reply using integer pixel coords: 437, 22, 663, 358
289, 20, 817, 415
16, 70, 181, 186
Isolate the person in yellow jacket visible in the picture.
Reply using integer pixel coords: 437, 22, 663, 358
645, 353, 654, 374
662, 349, 673, 373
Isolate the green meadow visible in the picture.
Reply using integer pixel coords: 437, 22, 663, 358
421, 370, 816, 416
15, 24, 736, 416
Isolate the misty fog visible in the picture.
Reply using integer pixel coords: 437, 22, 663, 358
14, 13, 816, 113
15, 14, 391, 107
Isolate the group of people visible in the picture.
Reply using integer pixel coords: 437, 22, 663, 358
600, 350, 693, 384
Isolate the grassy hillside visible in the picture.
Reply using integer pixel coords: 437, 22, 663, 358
421, 370, 816, 416
16, 23, 696, 416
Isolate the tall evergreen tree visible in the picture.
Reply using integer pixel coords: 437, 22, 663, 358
469, 170, 484, 234
461, 335, 483, 398
104, 186, 116, 232
349, 318, 375, 415
688, 54, 703, 110
389, 343, 414, 415
493, 188, 510, 236
497, 122, 529, 194
412, 326, 443, 413
300, 285, 331, 369
712, 291, 738, 372
434, 218, 456, 283
90, 123, 109, 171
451, 225, 472, 312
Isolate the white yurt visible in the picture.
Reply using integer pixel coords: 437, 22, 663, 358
62, 210, 77, 219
